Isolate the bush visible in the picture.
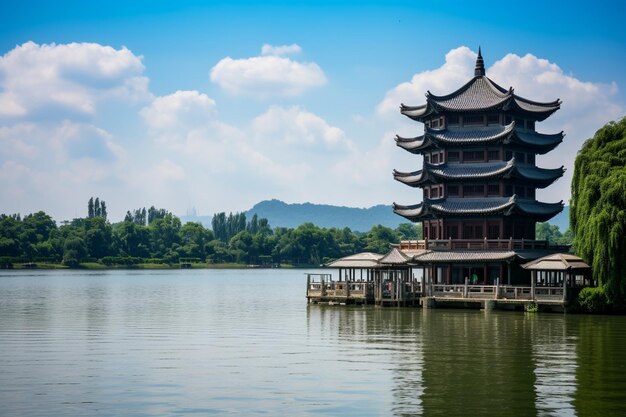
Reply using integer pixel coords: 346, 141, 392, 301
576, 287, 610, 314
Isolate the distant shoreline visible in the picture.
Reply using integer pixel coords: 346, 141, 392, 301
1, 262, 319, 271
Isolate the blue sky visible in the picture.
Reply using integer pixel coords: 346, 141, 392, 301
1, 0, 625, 221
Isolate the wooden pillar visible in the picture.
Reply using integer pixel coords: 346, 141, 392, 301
531, 270, 535, 301
483, 263, 488, 285
562, 270, 567, 302
507, 262, 511, 286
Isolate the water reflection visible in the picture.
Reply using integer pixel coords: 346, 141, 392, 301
2, 270, 626, 416
531, 315, 577, 416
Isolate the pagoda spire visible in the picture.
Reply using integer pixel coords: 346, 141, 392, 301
474, 46, 485, 77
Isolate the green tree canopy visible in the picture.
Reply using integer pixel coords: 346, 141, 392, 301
571, 117, 626, 303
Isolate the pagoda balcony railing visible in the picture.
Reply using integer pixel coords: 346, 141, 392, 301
399, 238, 549, 251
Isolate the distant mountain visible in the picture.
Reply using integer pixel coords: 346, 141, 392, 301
182, 199, 569, 233
246, 199, 404, 232
547, 205, 570, 231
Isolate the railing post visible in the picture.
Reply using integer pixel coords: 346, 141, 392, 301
306, 274, 310, 297
464, 277, 468, 298
531, 271, 535, 301
321, 275, 326, 296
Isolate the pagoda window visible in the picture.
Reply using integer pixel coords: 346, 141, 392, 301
487, 149, 500, 161
515, 152, 526, 163
527, 154, 536, 164
463, 223, 484, 239
488, 223, 500, 239
447, 115, 460, 126
447, 185, 460, 197
424, 188, 430, 198
505, 150, 513, 160
463, 115, 484, 126
463, 184, 484, 197
432, 153, 440, 164
448, 151, 460, 162
487, 114, 500, 125
424, 154, 430, 163
505, 185, 514, 196
463, 150, 484, 162
432, 119, 440, 128
445, 224, 459, 239
431, 187, 440, 198
505, 115, 513, 124
527, 120, 536, 130
487, 184, 500, 196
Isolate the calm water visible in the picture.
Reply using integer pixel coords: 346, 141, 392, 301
1, 269, 625, 417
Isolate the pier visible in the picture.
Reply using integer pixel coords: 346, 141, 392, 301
306, 248, 592, 312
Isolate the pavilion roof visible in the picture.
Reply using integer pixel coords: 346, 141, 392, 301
412, 250, 517, 263
393, 158, 564, 188
379, 247, 412, 264
393, 196, 563, 222
521, 253, 591, 271
325, 252, 384, 268
394, 123, 564, 155
400, 76, 560, 122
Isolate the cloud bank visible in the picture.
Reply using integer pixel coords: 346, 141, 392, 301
210, 44, 326, 97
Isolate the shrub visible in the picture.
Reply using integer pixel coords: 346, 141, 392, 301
576, 286, 610, 314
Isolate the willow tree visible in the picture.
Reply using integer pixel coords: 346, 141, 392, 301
571, 118, 626, 303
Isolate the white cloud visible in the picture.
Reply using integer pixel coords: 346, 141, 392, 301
261, 43, 302, 56
209, 45, 326, 97
251, 105, 351, 149
377, 46, 476, 117
0, 41, 149, 118
140, 90, 216, 131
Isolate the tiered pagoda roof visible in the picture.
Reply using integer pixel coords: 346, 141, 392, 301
393, 158, 564, 188
393, 196, 563, 222
400, 76, 561, 122
394, 122, 564, 154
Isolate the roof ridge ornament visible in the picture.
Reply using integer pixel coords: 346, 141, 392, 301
474, 46, 485, 77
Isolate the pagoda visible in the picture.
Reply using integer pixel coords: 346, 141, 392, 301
392, 48, 565, 285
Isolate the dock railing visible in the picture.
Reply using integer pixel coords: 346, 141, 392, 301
428, 283, 565, 302
399, 238, 549, 251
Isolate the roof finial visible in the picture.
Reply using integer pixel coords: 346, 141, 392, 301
475, 46, 485, 77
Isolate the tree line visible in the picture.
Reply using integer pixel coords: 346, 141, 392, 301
0, 199, 423, 268
571, 117, 626, 310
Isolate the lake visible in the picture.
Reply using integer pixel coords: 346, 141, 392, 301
0, 269, 625, 416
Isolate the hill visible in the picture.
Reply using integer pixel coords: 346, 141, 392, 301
246, 199, 404, 232
181, 200, 570, 233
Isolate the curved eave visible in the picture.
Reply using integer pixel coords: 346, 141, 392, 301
426, 122, 516, 145
511, 130, 564, 154
402, 158, 564, 187
393, 169, 430, 187
394, 196, 564, 221
419, 76, 560, 119
393, 202, 430, 222
394, 134, 434, 153
511, 165, 565, 188
510, 97, 561, 121
515, 200, 564, 222
400, 103, 434, 121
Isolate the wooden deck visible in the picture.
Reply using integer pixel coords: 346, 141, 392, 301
306, 274, 569, 310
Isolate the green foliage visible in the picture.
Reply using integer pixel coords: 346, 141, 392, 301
1, 203, 425, 267
576, 287, 610, 314
571, 117, 626, 304
535, 222, 573, 246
